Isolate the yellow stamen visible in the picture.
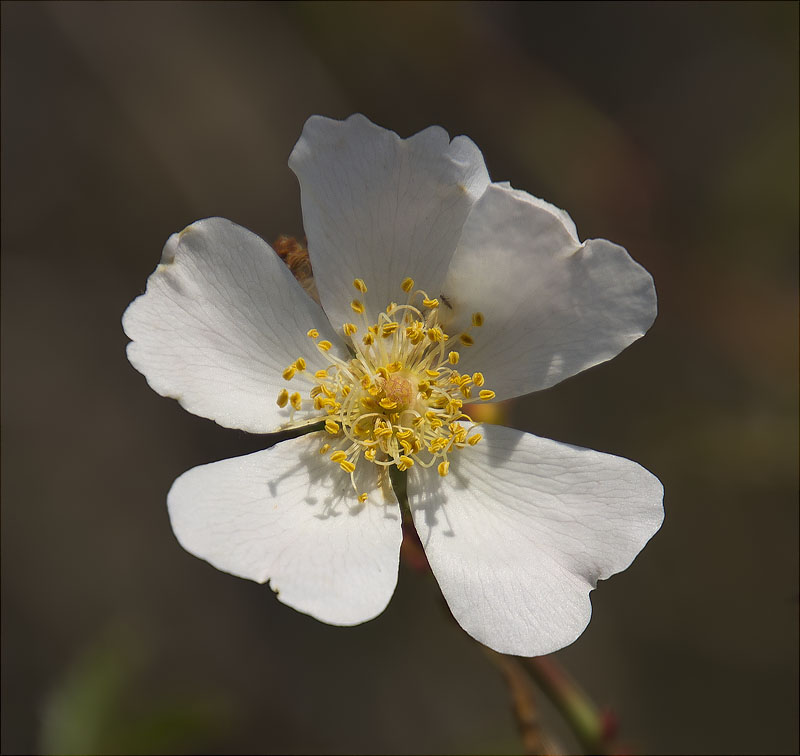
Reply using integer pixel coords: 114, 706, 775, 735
351, 299, 365, 314
422, 297, 439, 308
358, 493, 368, 503
448, 351, 460, 365
401, 277, 415, 293
325, 419, 340, 435
468, 433, 482, 446
319, 443, 331, 455
459, 333, 475, 347
290, 392, 302, 410
472, 312, 484, 327
318, 340, 332, 352
307, 328, 319, 339
479, 389, 495, 401
438, 460, 450, 477
330, 450, 347, 463
397, 455, 414, 471
353, 278, 368, 293
472, 372, 485, 386
276, 389, 289, 408
343, 322, 358, 336
282, 366, 297, 381
339, 460, 356, 473
294, 358, 306, 371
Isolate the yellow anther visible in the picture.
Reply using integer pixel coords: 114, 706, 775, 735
276, 389, 289, 408
314, 369, 329, 379
321, 384, 335, 398
343, 322, 358, 336
353, 278, 368, 293
397, 455, 414, 471
438, 460, 450, 477
417, 380, 430, 393
310, 386, 322, 398
318, 340, 332, 351
472, 372, 485, 387
429, 437, 448, 453
459, 333, 475, 347
479, 390, 496, 401
448, 351, 460, 365
374, 425, 393, 439
364, 447, 377, 461
290, 392, 302, 410
425, 369, 440, 378
381, 322, 398, 337
468, 433, 483, 446
339, 460, 356, 474
461, 385, 473, 399
386, 302, 397, 314
379, 397, 398, 410
412, 415, 426, 428
422, 297, 439, 308
401, 277, 415, 293
330, 450, 347, 463
351, 299, 365, 314
427, 328, 445, 342
294, 358, 306, 371
376, 366, 389, 380
307, 328, 319, 339
387, 361, 403, 373
325, 419, 340, 435
358, 493, 368, 504
319, 443, 331, 455
396, 429, 414, 440
341, 385, 351, 397
472, 312, 485, 327
362, 332, 374, 346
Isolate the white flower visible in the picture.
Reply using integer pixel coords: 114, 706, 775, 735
123, 114, 663, 656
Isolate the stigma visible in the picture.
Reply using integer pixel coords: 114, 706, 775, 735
277, 278, 493, 500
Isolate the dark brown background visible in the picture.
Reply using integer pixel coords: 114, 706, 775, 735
2, 2, 797, 754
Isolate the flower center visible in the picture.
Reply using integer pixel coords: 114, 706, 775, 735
277, 277, 495, 502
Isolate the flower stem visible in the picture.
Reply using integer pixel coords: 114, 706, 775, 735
520, 656, 614, 755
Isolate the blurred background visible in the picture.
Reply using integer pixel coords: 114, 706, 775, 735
2, 2, 797, 754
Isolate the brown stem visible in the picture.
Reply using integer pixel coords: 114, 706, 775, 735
483, 648, 563, 756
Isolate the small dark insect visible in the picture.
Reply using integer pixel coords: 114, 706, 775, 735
439, 293, 453, 310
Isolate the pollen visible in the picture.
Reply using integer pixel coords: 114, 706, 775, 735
273, 277, 492, 500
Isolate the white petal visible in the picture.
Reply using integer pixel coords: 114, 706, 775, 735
168, 432, 402, 626
122, 218, 347, 433
440, 184, 657, 400
408, 424, 663, 656
289, 114, 490, 327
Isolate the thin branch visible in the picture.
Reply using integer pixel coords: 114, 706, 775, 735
483, 648, 563, 756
